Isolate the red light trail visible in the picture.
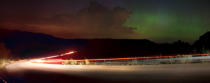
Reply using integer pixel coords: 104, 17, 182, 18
76, 53, 210, 61
29, 50, 210, 64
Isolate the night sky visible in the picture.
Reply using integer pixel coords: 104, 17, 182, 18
1, 0, 210, 43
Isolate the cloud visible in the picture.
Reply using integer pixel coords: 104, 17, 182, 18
0, 1, 143, 39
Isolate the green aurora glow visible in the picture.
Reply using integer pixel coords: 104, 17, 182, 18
124, 9, 210, 43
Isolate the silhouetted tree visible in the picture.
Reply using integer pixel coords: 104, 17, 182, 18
158, 40, 192, 55
172, 40, 192, 53
194, 31, 210, 52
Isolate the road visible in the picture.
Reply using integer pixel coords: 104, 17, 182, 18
4, 59, 210, 83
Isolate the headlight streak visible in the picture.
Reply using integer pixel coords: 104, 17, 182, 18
29, 51, 76, 63
28, 53, 210, 65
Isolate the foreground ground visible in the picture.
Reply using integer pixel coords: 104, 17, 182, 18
3, 60, 210, 83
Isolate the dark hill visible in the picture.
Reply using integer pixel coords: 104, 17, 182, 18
0, 28, 193, 59
0, 28, 86, 58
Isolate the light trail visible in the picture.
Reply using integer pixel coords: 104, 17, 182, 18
4, 52, 210, 83
28, 51, 75, 64
32, 51, 75, 60
30, 49, 210, 63
61, 51, 75, 56
77, 53, 210, 62
28, 52, 210, 65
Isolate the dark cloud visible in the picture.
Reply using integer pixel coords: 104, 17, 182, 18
0, 1, 142, 39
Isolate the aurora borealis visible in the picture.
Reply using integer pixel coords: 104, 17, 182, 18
123, 0, 210, 43
0, 0, 210, 43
